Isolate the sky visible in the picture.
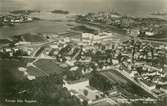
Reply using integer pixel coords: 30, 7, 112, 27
0, 0, 167, 15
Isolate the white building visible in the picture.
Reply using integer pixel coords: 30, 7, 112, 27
27, 17, 33, 21
145, 32, 154, 36
81, 33, 94, 45
81, 32, 112, 45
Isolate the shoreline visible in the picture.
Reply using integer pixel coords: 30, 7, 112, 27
75, 20, 167, 43
10, 10, 40, 15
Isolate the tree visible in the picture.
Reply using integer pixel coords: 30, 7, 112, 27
82, 100, 88, 106
83, 89, 88, 96
89, 71, 112, 91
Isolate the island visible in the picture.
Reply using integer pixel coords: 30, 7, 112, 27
0, 15, 41, 27
51, 9, 69, 14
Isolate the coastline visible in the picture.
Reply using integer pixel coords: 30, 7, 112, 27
0, 9, 167, 43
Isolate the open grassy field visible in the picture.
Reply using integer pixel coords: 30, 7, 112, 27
27, 59, 67, 77
27, 66, 45, 77
12, 33, 47, 43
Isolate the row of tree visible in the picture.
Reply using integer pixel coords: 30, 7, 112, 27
0, 67, 87, 106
